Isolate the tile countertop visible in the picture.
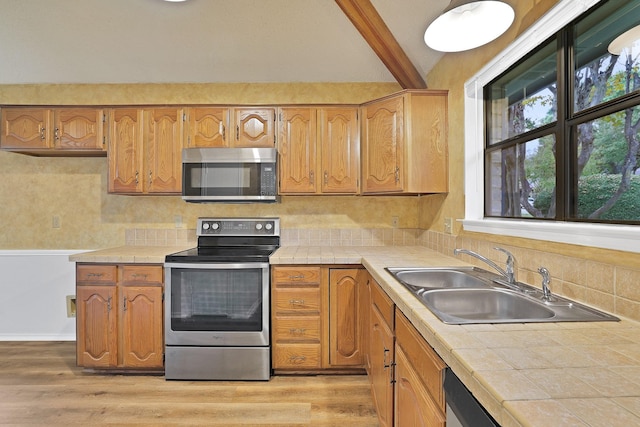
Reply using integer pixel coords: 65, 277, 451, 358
69, 245, 193, 264
271, 246, 640, 427
69, 244, 640, 426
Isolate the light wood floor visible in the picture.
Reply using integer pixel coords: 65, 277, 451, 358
0, 342, 379, 426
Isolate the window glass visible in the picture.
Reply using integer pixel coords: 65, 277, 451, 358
486, 136, 557, 218
574, 1, 640, 112
487, 40, 557, 145
574, 107, 640, 221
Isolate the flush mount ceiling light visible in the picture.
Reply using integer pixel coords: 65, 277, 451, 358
424, 0, 515, 52
608, 25, 640, 55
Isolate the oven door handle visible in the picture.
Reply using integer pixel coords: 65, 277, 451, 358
164, 262, 270, 269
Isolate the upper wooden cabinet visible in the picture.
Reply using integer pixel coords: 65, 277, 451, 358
1, 107, 106, 156
361, 90, 448, 194
185, 107, 275, 148
278, 106, 359, 194
108, 107, 184, 194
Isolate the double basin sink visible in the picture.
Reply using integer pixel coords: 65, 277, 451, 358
386, 267, 619, 325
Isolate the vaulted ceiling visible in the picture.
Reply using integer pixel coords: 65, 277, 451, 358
0, 0, 449, 87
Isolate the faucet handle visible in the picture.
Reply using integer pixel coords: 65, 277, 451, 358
494, 247, 516, 281
538, 267, 552, 299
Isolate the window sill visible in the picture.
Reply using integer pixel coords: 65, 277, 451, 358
462, 218, 640, 254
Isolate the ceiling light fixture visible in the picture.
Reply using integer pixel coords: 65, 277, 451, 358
424, 0, 515, 52
608, 25, 640, 55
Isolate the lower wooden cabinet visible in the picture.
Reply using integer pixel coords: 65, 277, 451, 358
76, 263, 164, 371
369, 277, 395, 427
395, 311, 446, 427
271, 265, 365, 373
366, 276, 447, 427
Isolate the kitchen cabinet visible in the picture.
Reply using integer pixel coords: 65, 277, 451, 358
272, 266, 322, 370
369, 277, 395, 427
76, 264, 164, 371
271, 265, 365, 373
278, 107, 359, 194
1, 107, 106, 155
108, 107, 184, 194
185, 107, 275, 148
361, 90, 448, 194
329, 268, 365, 366
394, 310, 446, 427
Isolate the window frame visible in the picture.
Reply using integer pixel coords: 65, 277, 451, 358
462, 0, 640, 254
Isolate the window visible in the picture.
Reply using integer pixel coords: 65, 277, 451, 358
463, 0, 640, 253
485, 0, 640, 224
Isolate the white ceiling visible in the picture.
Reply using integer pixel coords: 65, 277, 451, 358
0, 0, 448, 85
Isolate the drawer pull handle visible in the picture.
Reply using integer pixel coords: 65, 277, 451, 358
288, 275, 305, 280
131, 273, 149, 280
289, 355, 306, 364
383, 347, 391, 369
289, 328, 307, 336
289, 299, 305, 306
87, 273, 104, 278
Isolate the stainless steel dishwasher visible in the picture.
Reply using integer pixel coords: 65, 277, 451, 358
444, 368, 499, 427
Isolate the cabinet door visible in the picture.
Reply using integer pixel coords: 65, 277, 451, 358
370, 302, 395, 427
187, 107, 229, 147
108, 108, 144, 193
278, 107, 317, 193
1, 108, 52, 149
394, 346, 445, 427
329, 268, 363, 366
145, 108, 184, 193
232, 107, 275, 147
319, 107, 359, 194
76, 285, 117, 368
120, 285, 164, 368
53, 108, 105, 151
361, 96, 404, 193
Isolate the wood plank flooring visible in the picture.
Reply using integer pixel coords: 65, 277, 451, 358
0, 342, 379, 426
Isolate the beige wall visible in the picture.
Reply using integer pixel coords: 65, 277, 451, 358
0, 82, 433, 249
423, 0, 640, 319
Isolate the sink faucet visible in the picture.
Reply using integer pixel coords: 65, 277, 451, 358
453, 247, 517, 285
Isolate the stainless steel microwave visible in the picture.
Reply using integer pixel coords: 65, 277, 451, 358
182, 147, 278, 203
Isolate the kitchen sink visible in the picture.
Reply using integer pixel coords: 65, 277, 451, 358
419, 288, 555, 324
386, 267, 620, 324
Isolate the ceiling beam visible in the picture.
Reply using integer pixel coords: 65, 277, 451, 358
335, 0, 427, 89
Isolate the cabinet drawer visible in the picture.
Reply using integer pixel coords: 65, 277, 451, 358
396, 311, 446, 411
273, 288, 321, 313
76, 265, 117, 284
273, 316, 321, 342
120, 265, 163, 284
273, 343, 321, 369
273, 267, 321, 285
371, 279, 394, 328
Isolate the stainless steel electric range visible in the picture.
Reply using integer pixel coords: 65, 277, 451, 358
164, 217, 280, 380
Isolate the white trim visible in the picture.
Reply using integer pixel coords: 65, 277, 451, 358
462, 0, 640, 254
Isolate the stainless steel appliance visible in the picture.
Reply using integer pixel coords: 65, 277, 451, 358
182, 147, 278, 203
164, 217, 280, 380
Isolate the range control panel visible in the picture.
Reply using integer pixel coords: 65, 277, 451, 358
197, 217, 280, 236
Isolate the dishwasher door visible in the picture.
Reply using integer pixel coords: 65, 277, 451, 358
444, 368, 499, 427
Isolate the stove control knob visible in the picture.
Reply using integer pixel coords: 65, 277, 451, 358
211, 223, 220, 230
255, 223, 263, 230
202, 223, 210, 230
265, 223, 273, 231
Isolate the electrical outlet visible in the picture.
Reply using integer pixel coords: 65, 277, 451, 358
52, 215, 61, 229
66, 295, 76, 318
174, 215, 183, 228
444, 217, 453, 234
392, 216, 399, 228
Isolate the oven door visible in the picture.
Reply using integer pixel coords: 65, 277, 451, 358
164, 262, 270, 347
